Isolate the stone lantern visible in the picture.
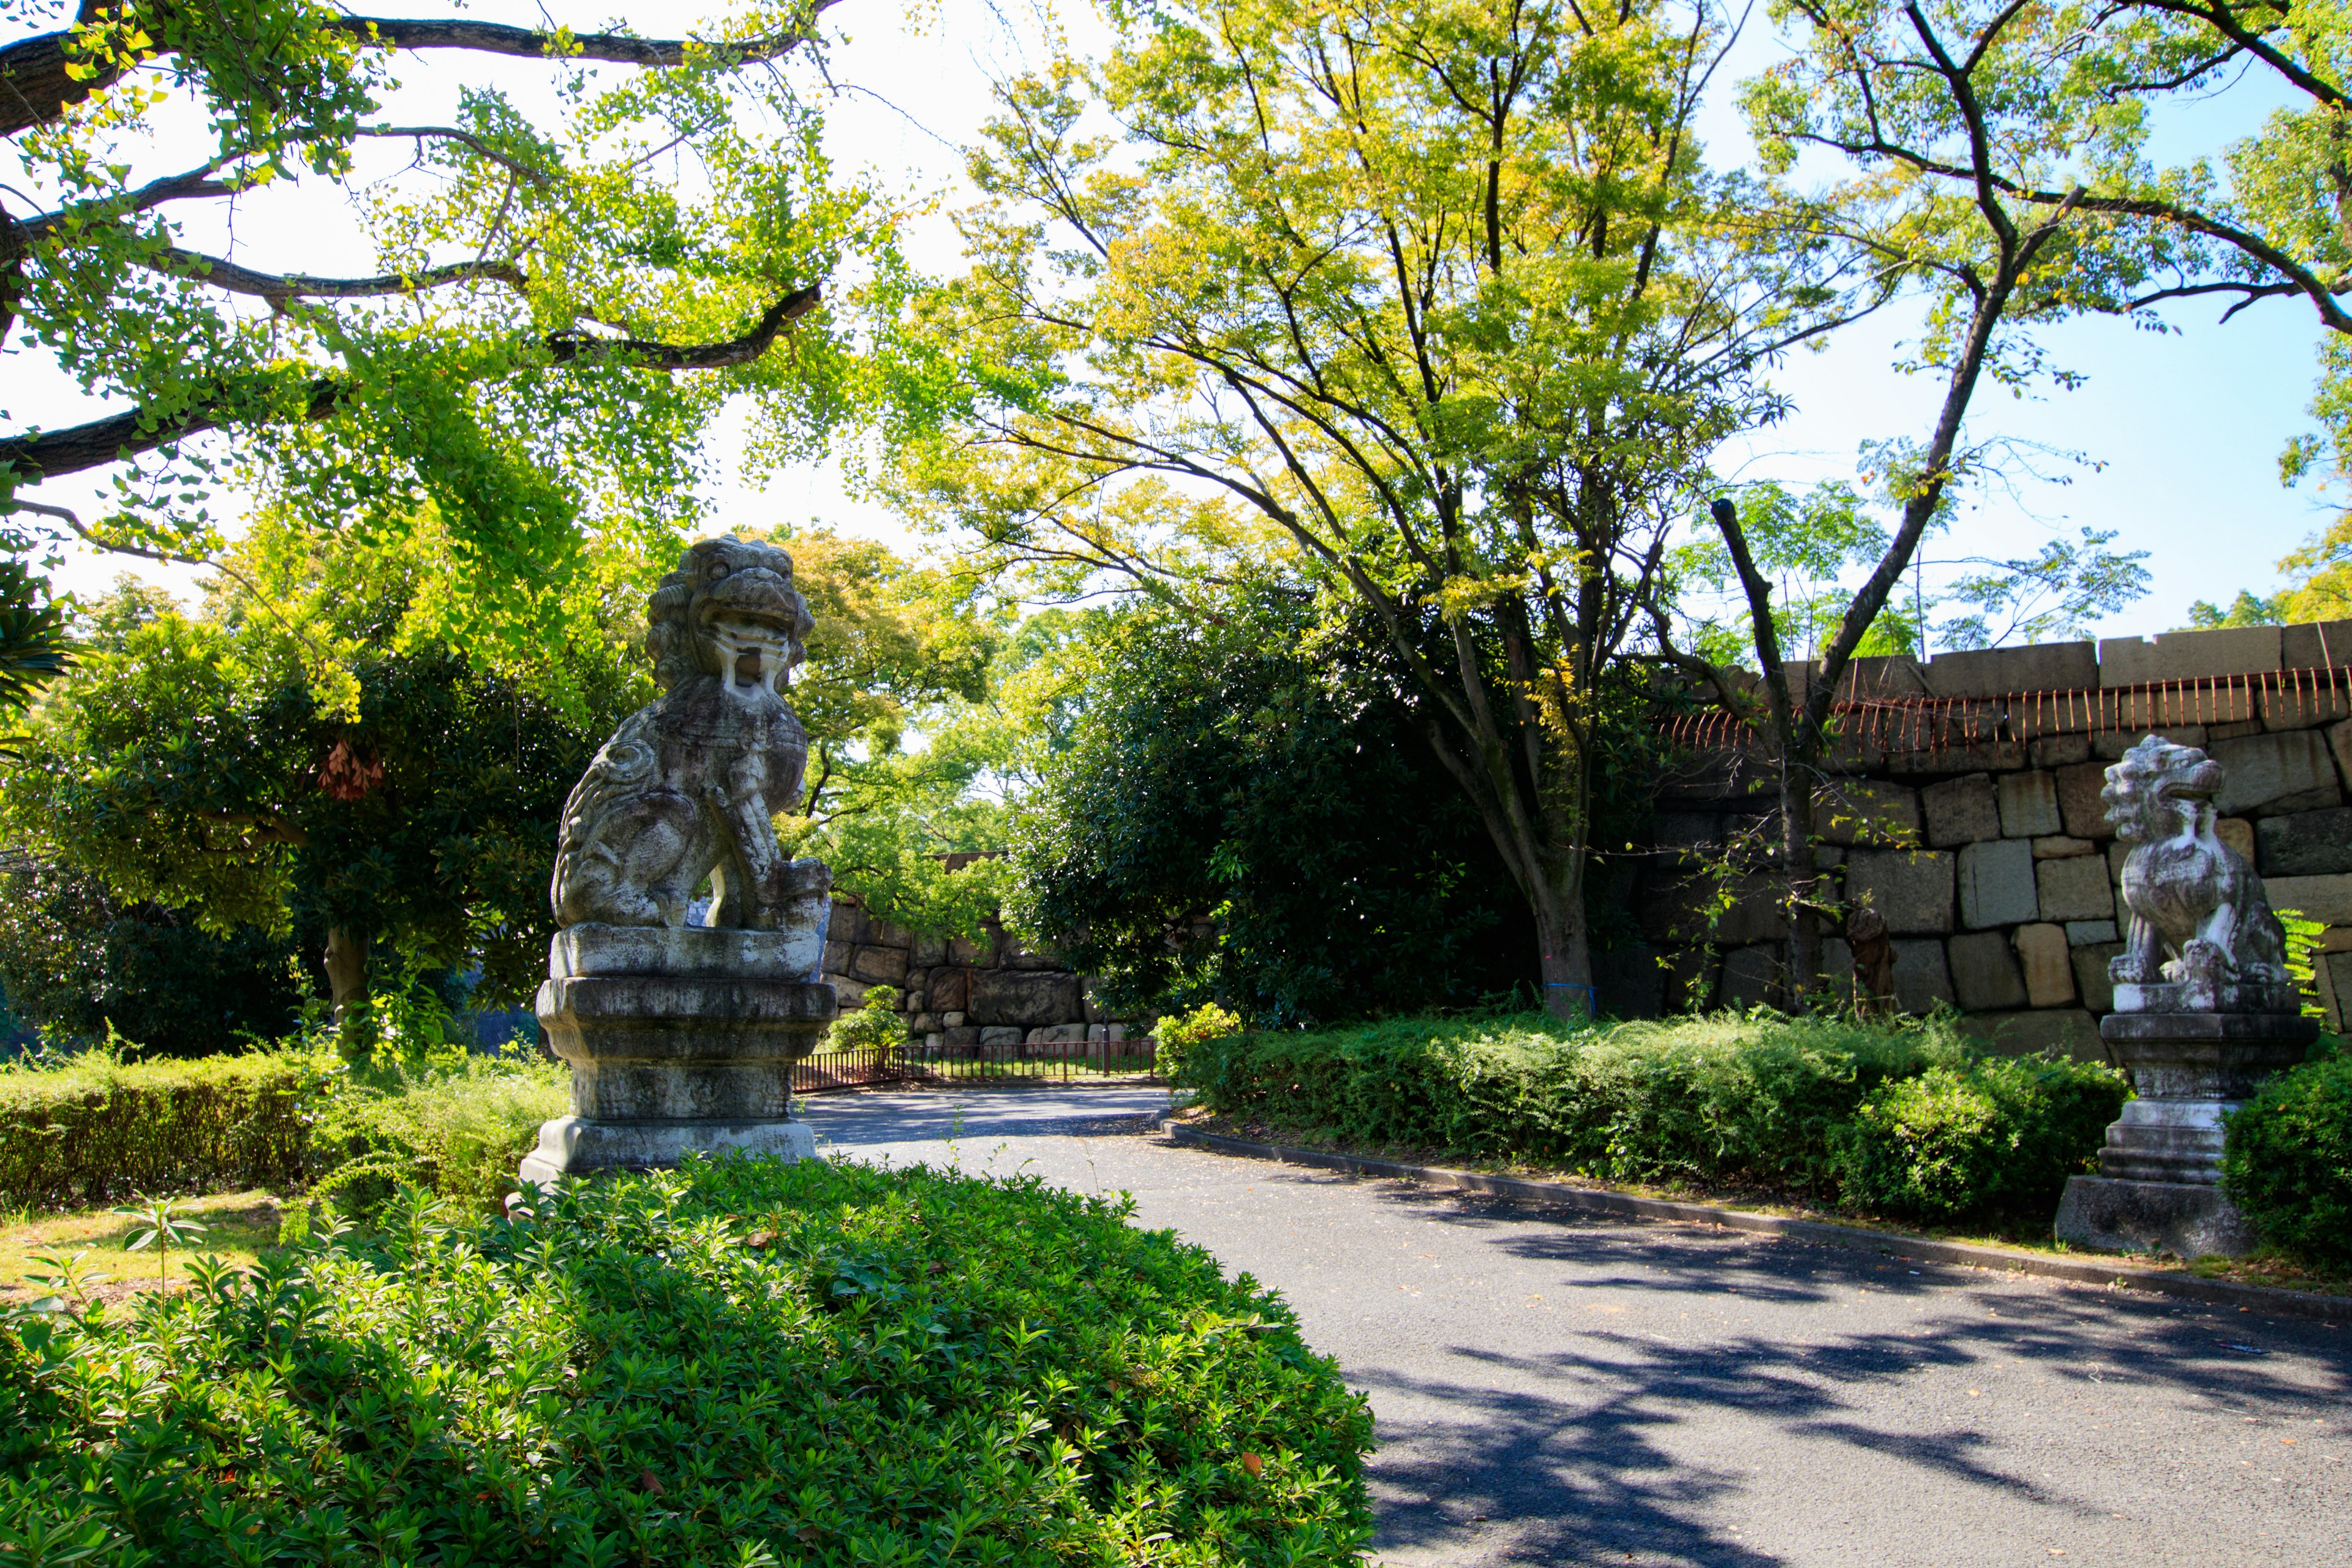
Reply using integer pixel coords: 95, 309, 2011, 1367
516, 536, 837, 1185
2053, 735, 2317, 1256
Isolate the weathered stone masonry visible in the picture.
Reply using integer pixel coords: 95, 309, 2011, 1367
1629, 621, 2352, 1058
820, 892, 1128, 1052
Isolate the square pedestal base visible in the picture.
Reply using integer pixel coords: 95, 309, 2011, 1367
2053, 1174, 2258, 1259
518, 1115, 818, 1186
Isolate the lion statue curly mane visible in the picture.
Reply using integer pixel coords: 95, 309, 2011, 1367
550, 536, 829, 931
2103, 734, 2291, 1011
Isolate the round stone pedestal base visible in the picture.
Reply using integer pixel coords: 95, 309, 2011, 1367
518, 1114, 817, 1185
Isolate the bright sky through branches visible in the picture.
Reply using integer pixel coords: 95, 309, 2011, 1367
1, 0, 2328, 639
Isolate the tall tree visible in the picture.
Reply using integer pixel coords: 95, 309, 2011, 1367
0, 0, 872, 657
891, 0, 1865, 1014
1648, 0, 2147, 1000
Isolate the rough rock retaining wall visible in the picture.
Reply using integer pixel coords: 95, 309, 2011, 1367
820, 896, 1129, 1054
1633, 622, 2352, 1058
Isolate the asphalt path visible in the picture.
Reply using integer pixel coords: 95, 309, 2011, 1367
796, 1084, 2351, 1568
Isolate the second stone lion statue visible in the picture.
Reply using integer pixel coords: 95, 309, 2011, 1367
551, 536, 828, 932
2103, 734, 2293, 1012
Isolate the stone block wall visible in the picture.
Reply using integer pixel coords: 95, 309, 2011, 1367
820, 895, 1133, 1052
1640, 622, 2352, 1057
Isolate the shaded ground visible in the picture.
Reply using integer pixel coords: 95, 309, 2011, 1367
800, 1085, 2352, 1568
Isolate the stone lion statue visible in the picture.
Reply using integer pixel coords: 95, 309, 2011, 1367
2103, 734, 2291, 1009
551, 536, 827, 930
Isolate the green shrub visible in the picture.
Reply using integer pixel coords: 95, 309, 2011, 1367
1188, 1011, 1986, 1196
1, 1157, 1375, 1567
0, 1048, 329, 1208
308, 1056, 570, 1215
2223, 1047, 2352, 1265
1830, 1055, 2129, 1221
824, 983, 905, 1056
1156, 1001, 1243, 1085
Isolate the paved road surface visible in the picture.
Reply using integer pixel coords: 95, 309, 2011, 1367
797, 1085, 2350, 1567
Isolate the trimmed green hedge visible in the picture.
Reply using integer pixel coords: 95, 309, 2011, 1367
0, 1051, 330, 1208
2224, 1047, 2352, 1265
1, 1157, 1375, 1567
0, 1050, 567, 1213
1186, 1012, 2126, 1221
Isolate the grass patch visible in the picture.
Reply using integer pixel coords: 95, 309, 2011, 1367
0, 1188, 287, 1305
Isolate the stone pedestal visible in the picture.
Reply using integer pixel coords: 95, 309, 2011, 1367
519, 925, 836, 1185
2052, 1011, 2315, 1257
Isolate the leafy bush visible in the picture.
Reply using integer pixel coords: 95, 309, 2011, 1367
308, 1056, 570, 1216
2223, 1047, 2352, 1265
1186, 1011, 2123, 1216
0, 1046, 567, 1214
1155, 1001, 1243, 1085
1829, 1056, 2129, 1221
824, 983, 904, 1055
0, 1049, 327, 1208
1, 1157, 1375, 1567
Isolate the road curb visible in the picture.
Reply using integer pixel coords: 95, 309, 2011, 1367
1159, 1123, 2352, 1325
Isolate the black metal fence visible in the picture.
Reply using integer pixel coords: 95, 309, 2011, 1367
792, 1035, 1158, 1094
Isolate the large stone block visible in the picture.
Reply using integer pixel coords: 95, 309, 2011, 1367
2094, 726, 2204, 761
2099, 625, 2281, 686
1640, 871, 1782, 944
2260, 872, 2352, 926
1921, 774, 2001, 846
2032, 835, 2095, 859
968, 968, 1084, 1028
2072, 941, 2124, 1013
1891, 939, 1954, 1014
2037, 854, 2116, 923
1813, 780, 1920, 846
1958, 838, 2037, 929
848, 944, 910, 985
1848, 850, 1955, 934
2054, 1176, 2259, 1257
2212, 731, 2342, 816
1653, 812, 1722, 850
1926, 641, 2098, 697
2065, 920, 2119, 946
2328, 718, 2352, 795
2215, 816, 2256, 863
924, 967, 971, 1012
2280, 620, 2352, 671
1949, 930, 2028, 1011
1996, 770, 2062, 837
1961, 1008, 2103, 1062
1721, 943, 1783, 1010
2055, 761, 2116, 839
2012, 922, 2075, 1008
2258, 679, 2352, 732
2030, 734, 2092, 767
2255, 807, 2352, 876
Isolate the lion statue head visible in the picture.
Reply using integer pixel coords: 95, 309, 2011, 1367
2100, 734, 2222, 845
644, 536, 816, 695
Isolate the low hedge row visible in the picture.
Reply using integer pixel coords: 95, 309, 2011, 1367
1183, 1012, 2130, 1223
0, 1049, 566, 1212
0, 1051, 331, 1208
1, 1156, 1376, 1566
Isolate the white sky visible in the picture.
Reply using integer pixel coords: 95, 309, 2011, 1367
1, 0, 2334, 641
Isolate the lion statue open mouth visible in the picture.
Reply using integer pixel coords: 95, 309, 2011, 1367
2103, 734, 2293, 1012
550, 535, 828, 932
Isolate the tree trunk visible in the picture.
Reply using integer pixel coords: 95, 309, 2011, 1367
323, 925, 369, 1023
1532, 869, 1595, 1020
1781, 752, 1823, 1007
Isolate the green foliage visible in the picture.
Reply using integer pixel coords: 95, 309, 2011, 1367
0, 1043, 565, 1215
305, 1056, 570, 1218
1009, 587, 1535, 1026
2223, 1046, 2352, 1267
2277, 907, 2328, 1020
1155, 1003, 1243, 1088
1188, 1010, 2120, 1218
107, 1193, 208, 1285
1, 518, 645, 1011
0, 1158, 1376, 1567
1828, 1058, 2130, 1222
3, 0, 882, 662
0, 859, 306, 1056
0, 1049, 327, 1209
823, 985, 905, 1057
1187, 1012, 1970, 1191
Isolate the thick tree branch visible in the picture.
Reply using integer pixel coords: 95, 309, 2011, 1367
0, 284, 820, 480
143, 247, 529, 304
0, 2, 840, 140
